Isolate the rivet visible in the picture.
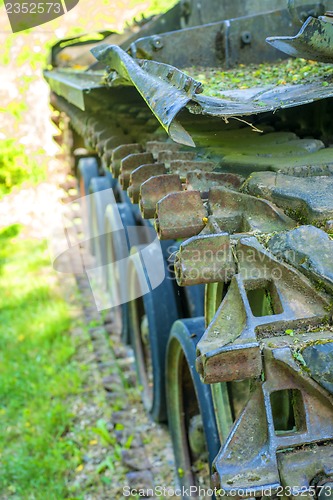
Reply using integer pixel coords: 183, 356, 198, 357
241, 31, 252, 45
151, 36, 163, 51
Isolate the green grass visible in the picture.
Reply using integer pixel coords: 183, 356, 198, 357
0, 139, 46, 198
0, 225, 85, 499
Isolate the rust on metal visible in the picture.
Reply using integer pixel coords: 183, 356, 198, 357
157, 150, 196, 166
174, 233, 235, 286
168, 160, 217, 175
139, 174, 183, 219
111, 144, 143, 177
128, 163, 167, 203
45, 9, 333, 489
155, 190, 207, 240
197, 237, 332, 384
186, 171, 243, 195
145, 140, 181, 158
119, 152, 154, 189
101, 135, 129, 166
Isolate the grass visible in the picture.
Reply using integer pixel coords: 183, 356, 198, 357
0, 224, 85, 498
0, 139, 45, 198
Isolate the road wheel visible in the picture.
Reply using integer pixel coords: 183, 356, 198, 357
89, 176, 113, 270
104, 202, 136, 342
77, 157, 99, 241
128, 246, 179, 422
166, 317, 220, 495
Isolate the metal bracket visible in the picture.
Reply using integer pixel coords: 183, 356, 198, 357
91, 44, 202, 146
131, 5, 324, 68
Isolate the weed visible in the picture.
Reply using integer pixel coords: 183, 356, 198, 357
91, 419, 115, 446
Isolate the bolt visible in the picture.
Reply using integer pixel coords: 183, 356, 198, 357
195, 83, 203, 94
184, 77, 192, 92
154, 218, 160, 235
166, 68, 175, 80
151, 36, 163, 51
181, 0, 191, 18
241, 31, 252, 45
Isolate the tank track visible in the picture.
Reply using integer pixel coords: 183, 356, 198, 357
51, 86, 333, 498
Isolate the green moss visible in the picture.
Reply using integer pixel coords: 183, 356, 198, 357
254, 230, 279, 247
284, 207, 308, 224
292, 349, 306, 365
315, 280, 327, 292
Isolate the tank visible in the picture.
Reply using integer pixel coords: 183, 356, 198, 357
45, 1, 333, 497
